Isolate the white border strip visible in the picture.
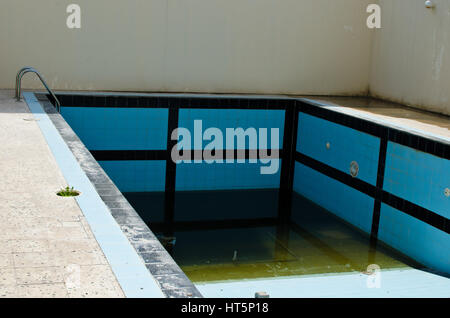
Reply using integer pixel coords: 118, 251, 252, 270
24, 92, 164, 298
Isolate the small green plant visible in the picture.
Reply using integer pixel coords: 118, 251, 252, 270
57, 186, 80, 197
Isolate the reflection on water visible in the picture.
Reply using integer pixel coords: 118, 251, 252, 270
124, 190, 417, 283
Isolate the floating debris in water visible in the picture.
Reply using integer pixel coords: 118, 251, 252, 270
255, 291, 270, 298
159, 236, 176, 247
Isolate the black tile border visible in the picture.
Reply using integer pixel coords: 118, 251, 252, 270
52, 93, 293, 110
296, 100, 450, 160
370, 136, 388, 244
295, 151, 449, 235
91, 150, 168, 161
295, 152, 377, 198
34, 93, 202, 298
277, 106, 299, 222
295, 99, 449, 240
91, 149, 283, 161
381, 191, 449, 234
42, 92, 450, 159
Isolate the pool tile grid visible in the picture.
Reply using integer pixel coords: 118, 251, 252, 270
32, 93, 201, 298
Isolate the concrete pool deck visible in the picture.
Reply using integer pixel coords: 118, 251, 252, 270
0, 90, 124, 297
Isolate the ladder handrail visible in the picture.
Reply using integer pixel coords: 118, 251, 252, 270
15, 67, 61, 113
15, 66, 33, 98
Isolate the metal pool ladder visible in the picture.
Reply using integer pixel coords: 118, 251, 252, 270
15, 67, 61, 112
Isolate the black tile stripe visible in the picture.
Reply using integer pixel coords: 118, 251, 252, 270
174, 149, 283, 161
382, 191, 449, 234
297, 100, 450, 160
164, 106, 179, 235
295, 152, 378, 198
55, 94, 293, 110
387, 129, 450, 160
151, 217, 277, 233
297, 100, 386, 140
46, 93, 450, 159
90, 149, 282, 161
91, 150, 168, 161
277, 107, 299, 223
295, 151, 449, 234
370, 137, 388, 242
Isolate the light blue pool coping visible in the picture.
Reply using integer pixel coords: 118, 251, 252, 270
23, 92, 165, 298
196, 268, 450, 298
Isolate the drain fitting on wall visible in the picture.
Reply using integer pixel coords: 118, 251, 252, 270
445, 188, 450, 198
350, 161, 359, 178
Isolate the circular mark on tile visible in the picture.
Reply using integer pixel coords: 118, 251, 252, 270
326, 142, 331, 150
445, 188, 450, 198
350, 161, 359, 178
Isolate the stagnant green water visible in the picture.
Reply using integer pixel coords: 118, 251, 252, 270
125, 190, 416, 283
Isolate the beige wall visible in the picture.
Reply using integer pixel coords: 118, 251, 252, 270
0, 0, 373, 95
370, 0, 450, 115
2, 0, 450, 115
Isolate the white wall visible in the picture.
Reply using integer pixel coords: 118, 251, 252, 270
0, 0, 373, 95
370, 0, 450, 115
3, 0, 449, 115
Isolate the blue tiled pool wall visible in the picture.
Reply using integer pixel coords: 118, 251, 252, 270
61, 107, 169, 150
59, 94, 450, 275
62, 107, 170, 192
175, 109, 285, 191
61, 105, 286, 193
292, 103, 450, 275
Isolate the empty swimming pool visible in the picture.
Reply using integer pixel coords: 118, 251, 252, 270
31, 92, 450, 295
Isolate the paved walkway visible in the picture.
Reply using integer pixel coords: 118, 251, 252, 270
0, 90, 124, 297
